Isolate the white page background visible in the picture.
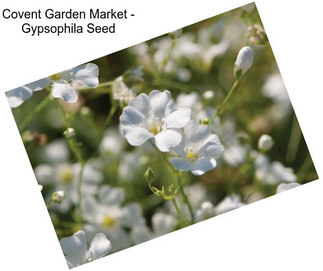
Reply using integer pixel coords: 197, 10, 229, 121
0, 0, 322, 270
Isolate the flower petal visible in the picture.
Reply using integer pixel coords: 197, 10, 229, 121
152, 212, 176, 236
98, 185, 125, 206
26, 77, 51, 91
119, 106, 146, 126
120, 203, 144, 228
130, 225, 152, 245
108, 229, 130, 252
277, 182, 300, 193
72, 63, 99, 88
191, 157, 217, 176
60, 230, 87, 268
87, 233, 112, 261
198, 134, 224, 158
129, 93, 150, 117
51, 80, 78, 103
154, 129, 182, 152
164, 108, 191, 129
184, 121, 210, 151
121, 126, 153, 146
148, 90, 171, 118
6, 86, 33, 108
169, 157, 190, 171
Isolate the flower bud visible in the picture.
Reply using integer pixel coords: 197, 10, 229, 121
258, 134, 274, 151
199, 118, 210, 125
64, 128, 75, 138
203, 90, 215, 100
144, 167, 155, 184
80, 106, 91, 117
52, 191, 65, 204
234, 46, 254, 79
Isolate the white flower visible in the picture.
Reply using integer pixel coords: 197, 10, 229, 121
6, 63, 99, 107
112, 76, 136, 105
41, 139, 70, 164
258, 134, 274, 151
174, 92, 203, 119
277, 182, 301, 193
118, 151, 147, 181
36, 161, 103, 213
82, 185, 145, 252
6, 86, 33, 108
254, 153, 297, 185
60, 230, 111, 268
195, 201, 215, 222
234, 46, 254, 77
152, 212, 177, 236
175, 68, 192, 82
34, 164, 55, 185
130, 224, 152, 245
214, 194, 245, 215
262, 73, 291, 122
100, 128, 125, 156
119, 90, 191, 152
169, 121, 224, 176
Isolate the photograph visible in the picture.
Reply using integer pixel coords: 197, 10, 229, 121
4, 2, 318, 268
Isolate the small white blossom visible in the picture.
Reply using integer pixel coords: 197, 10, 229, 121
234, 46, 254, 77
263, 73, 291, 122
195, 201, 215, 222
100, 128, 125, 156
170, 121, 224, 176
258, 134, 274, 151
6, 63, 99, 107
254, 153, 297, 185
60, 230, 111, 268
41, 139, 70, 164
82, 185, 145, 252
152, 212, 177, 236
6, 86, 33, 108
214, 194, 245, 215
119, 90, 191, 152
112, 76, 136, 105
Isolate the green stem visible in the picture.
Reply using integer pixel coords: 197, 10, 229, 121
286, 115, 301, 164
20, 94, 53, 131
46, 199, 53, 209
171, 198, 186, 227
77, 81, 114, 93
177, 172, 195, 224
76, 164, 85, 224
55, 100, 85, 224
297, 154, 313, 183
149, 140, 191, 225
209, 79, 240, 124
104, 104, 117, 127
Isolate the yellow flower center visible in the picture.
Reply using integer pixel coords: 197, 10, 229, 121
61, 170, 73, 184
186, 150, 200, 162
102, 216, 117, 229
149, 124, 162, 135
